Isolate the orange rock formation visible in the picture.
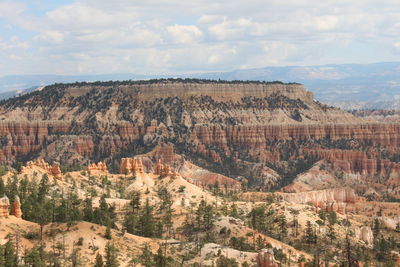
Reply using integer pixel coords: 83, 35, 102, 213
21, 159, 62, 180
120, 158, 144, 175
87, 162, 108, 175
0, 195, 9, 218
303, 149, 400, 175
11, 195, 22, 218
154, 160, 177, 178
257, 249, 279, 267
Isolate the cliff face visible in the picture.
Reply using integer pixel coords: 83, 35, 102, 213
0, 80, 399, 194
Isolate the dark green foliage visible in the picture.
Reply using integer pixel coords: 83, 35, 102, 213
105, 225, 112, 240
93, 196, 117, 227
304, 221, 316, 244
228, 237, 254, 252
139, 244, 154, 267
194, 200, 215, 231
326, 224, 336, 244
154, 246, 173, 267
94, 253, 103, 267
105, 242, 119, 267
0, 241, 18, 267
23, 246, 46, 267
216, 255, 239, 267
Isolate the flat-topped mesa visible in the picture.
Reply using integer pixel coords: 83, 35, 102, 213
21, 159, 63, 181
120, 158, 144, 175
123, 81, 314, 104
87, 162, 108, 175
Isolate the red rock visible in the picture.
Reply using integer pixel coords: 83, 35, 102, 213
257, 249, 279, 267
88, 162, 108, 175
120, 158, 144, 175
11, 195, 22, 218
0, 195, 9, 218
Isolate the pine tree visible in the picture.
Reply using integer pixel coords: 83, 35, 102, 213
139, 199, 155, 237
105, 225, 112, 240
277, 215, 288, 241
130, 191, 141, 214
24, 246, 46, 267
3, 240, 18, 267
83, 197, 94, 222
38, 174, 50, 203
105, 242, 119, 267
0, 177, 5, 196
94, 253, 104, 267
326, 224, 336, 244
35, 201, 52, 240
154, 246, 169, 267
216, 255, 239, 267
139, 244, 154, 267
305, 221, 316, 244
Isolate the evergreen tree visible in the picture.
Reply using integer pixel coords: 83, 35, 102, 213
24, 246, 46, 267
83, 197, 94, 222
277, 215, 288, 241
304, 221, 316, 244
139, 244, 154, 267
35, 201, 52, 240
38, 174, 50, 203
94, 253, 104, 267
129, 191, 141, 214
326, 224, 336, 244
216, 255, 239, 267
105, 242, 119, 267
0, 177, 5, 196
154, 246, 172, 267
105, 225, 112, 240
195, 200, 215, 231
3, 240, 18, 267
139, 199, 156, 237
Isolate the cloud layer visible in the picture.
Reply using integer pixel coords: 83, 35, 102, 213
0, 0, 399, 75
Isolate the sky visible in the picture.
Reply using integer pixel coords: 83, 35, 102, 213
0, 0, 399, 76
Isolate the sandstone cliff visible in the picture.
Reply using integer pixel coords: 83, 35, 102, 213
0, 79, 398, 193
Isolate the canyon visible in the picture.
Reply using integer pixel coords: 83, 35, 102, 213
0, 80, 398, 198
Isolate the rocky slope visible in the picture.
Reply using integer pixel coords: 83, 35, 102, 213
0, 79, 399, 194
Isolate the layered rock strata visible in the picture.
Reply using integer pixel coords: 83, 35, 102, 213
21, 159, 62, 180
87, 162, 108, 175
11, 195, 22, 218
0, 195, 22, 218
257, 249, 279, 267
0, 80, 399, 192
278, 187, 357, 204
120, 158, 144, 175
0, 195, 9, 218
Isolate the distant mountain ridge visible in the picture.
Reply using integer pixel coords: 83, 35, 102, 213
1, 62, 400, 109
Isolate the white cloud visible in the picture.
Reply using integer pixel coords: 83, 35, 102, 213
166, 25, 203, 44
0, 0, 400, 75
34, 31, 65, 44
